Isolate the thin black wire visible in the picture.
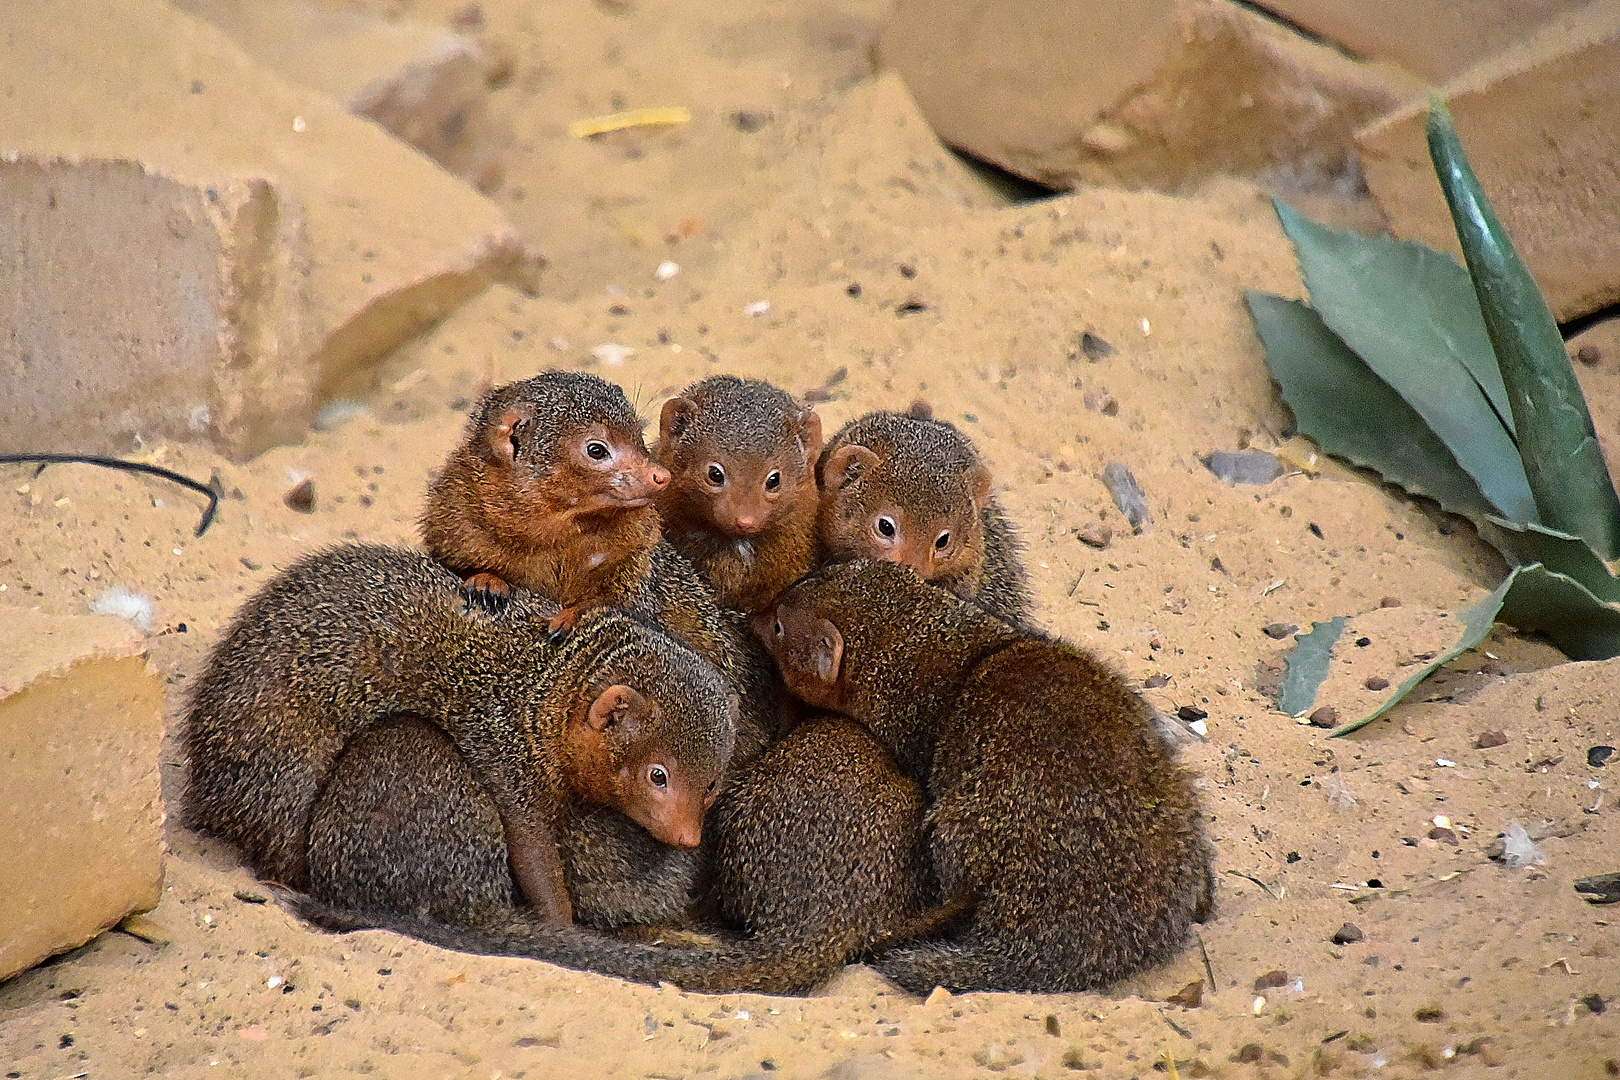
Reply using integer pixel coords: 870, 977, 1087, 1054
0, 454, 220, 536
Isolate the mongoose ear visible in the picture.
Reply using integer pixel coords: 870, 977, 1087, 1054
821, 443, 879, 494
813, 618, 844, 687
659, 398, 698, 455
907, 399, 934, 421
969, 463, 993, 506
586, 684, 650, 733
486, 405, 535, 465
796, 407, 824, 459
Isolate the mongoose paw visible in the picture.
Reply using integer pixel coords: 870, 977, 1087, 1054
545, 606, 581, 642
462, 573, 513, 615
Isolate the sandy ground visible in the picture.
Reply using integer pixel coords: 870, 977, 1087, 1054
4, 0, 1620, 1076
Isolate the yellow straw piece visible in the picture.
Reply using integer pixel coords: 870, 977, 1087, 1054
569, 107, 692, 138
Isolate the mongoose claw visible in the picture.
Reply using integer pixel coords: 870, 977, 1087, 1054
545, 605, 582, 642
462, 572, 513, 615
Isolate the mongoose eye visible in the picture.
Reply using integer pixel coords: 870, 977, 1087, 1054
586, 441, 610, 461
773, 618, 783, 638
934, 530, 951, 551
764, 470, 781, 492
707, 464, 726, 486
876, 516, 897, 540
647, 764, 669, 788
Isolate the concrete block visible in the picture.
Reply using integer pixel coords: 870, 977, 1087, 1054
0, 157, 316, 461
173, 0, 511, 192
0, 0, 541, 460
878, 0, 1421, 194
0, 609, 165, 983
1356, 4, 1620, 322
1243, 0, 1589, 84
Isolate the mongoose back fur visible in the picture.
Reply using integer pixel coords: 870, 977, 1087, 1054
754, 559, 1213, 993
296, 714, 943, 994
184, 544, 737, 925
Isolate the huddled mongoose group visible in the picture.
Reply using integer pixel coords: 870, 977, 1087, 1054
184, 368, 1213, 996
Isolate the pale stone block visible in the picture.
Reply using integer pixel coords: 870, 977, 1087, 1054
0, 609, 165, 983
878, 0, 1421, 193
1356, 4, 1620, 322
173, 0, 511, 192
1243, 0, 1589, 84
0, 0, 541, 460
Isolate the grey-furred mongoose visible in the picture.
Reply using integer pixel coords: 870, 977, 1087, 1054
420, 371, 670, 634
753, 559, 1214, 993
656, 375, 824, 613
816, 409, 1030, 625
184, 544, 738, 927
297, 712, 946, 994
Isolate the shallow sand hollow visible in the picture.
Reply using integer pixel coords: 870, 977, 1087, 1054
2, 0, 1618, 1075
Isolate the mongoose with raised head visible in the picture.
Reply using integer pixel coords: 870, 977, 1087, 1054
816, 409, 1030, 624
184, 544, 737, 926
296, 713, 947, 994
656, 375, 824, 612
419, 371, 792, 753
754, 559, 1213, 993
420, 371, 670, 633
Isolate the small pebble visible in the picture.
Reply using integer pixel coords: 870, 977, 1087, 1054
1077, 522, 1112, 549
1253, 969, 1289, 991
924, 986, 951, 1006
743, 300, 771, 317
1379, 596, 1402, 608
1479, 659, 1507, 676
1364, 676, 1389, 691
1166, 981, 1204, 1008
1309, 706, 1338, 729
283, 479, 315, 513
1576, 344, 1603, 365
1581, 993, 1607, 1015
1414, 1006, 1446, 1023
1235, 1043, 1263, 1063
1332, 923, 1364, 945
1262, 622, 1297, 640
1590, 746, 1615, 768
1177, 705, 1208, 721
1143, 674, 1170, 688
1079, 330, 1115, 360
1428, 826, 1459, 845
1475, 730, 1508, 749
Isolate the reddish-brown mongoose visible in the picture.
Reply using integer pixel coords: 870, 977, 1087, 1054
816, 410, 1030, 624
183, 544, 737, 926
419, 371, 792, 752
655, 375, 824, 612
753, 559, 1213, 993
295, 713, 946, 994
420, 371, 670, 634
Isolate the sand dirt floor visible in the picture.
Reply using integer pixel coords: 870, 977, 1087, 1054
3, 0, 1619, 1077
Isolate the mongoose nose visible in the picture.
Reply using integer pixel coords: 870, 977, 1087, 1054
648, 465, 671, 488
733, 515, 760, 535
668, 822, 703, 849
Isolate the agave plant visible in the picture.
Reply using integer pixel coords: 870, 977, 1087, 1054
1247, 101, 1620, 735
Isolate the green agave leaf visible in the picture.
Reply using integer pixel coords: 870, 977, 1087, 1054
1272, 199, 1536, 524
1247, 292, 1497, 519
1481, 517, 1620, 602
1427, 102, 1620, 559
1277, 615, 1346, 717
1497, 563, 1620, 661
1331, 572, 1515, 737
